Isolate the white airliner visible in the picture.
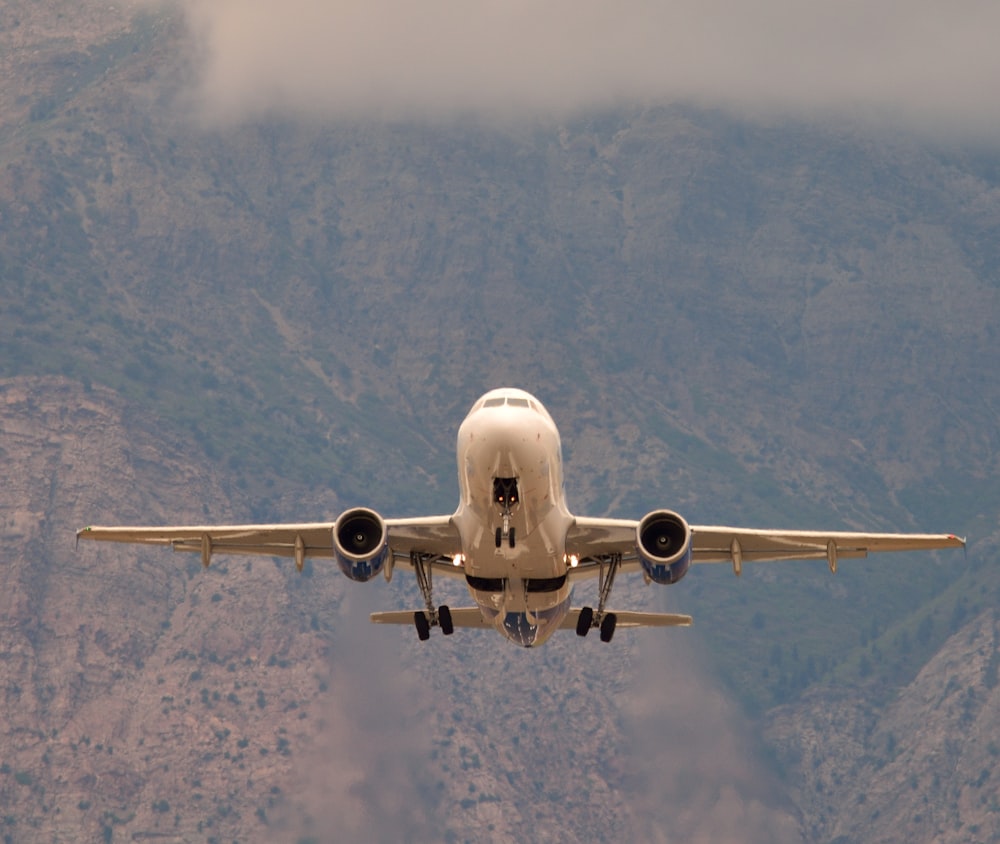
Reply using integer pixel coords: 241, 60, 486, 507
78, 388, 965, 647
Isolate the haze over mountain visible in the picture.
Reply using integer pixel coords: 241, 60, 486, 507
1, 1, 998, 841
184, 0, 1000, 138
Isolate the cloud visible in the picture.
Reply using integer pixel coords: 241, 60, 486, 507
178, 0, 1000, 135
284, 589, 438, 844
624, 631, 802, 843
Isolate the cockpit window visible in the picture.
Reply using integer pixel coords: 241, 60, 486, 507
481, 395, 539, 411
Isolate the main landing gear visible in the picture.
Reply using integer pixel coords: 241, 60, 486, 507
493, 477, 518, 549
411, 551, 453, 640
575, 552, 620, 643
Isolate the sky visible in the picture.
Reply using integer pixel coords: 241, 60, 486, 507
179, 0, 1000, 137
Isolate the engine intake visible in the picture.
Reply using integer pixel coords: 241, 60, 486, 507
636, 509, 692, 585
333, 508, 390, 582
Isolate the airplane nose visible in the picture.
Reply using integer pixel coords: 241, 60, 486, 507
502, 612, 538, 648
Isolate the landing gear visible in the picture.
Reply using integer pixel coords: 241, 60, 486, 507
495, 525, 516, 548
414, 611, 430, 641
600, 612, 617, 643
577, 553, 622, 643
410, 552, 453, 641
493, 477, 519, 549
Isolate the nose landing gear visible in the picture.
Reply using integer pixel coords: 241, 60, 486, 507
493, 477, 519, 549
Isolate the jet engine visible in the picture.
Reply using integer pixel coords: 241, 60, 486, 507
333, 508, 390, 582
636, 509, 692, 584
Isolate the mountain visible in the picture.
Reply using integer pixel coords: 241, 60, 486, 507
1, 2, 998, 841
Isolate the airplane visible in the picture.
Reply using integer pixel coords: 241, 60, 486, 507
77, 387, 966, 648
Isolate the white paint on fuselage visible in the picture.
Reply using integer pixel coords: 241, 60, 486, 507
452, 388, 575, 645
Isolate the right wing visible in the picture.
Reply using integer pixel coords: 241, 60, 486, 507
77, 522, 342, 563
77, 515, 464, 575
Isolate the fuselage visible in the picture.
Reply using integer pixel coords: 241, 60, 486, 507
452, 388, 575, 646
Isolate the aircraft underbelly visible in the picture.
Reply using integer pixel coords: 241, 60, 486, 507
463, 527, 566, 578
467, 582, 572, 647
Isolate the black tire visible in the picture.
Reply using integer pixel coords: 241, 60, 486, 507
599, 612, 617, 643
576, 606, 594, 637
509, 527, 516, 548
495, 527, 502, 548
414, 611, 430, 641
439, 604, 454, 635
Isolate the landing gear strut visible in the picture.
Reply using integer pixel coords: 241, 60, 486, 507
575, 553, 621, 643
493, 478, 518, 549
410, 551, 453, 640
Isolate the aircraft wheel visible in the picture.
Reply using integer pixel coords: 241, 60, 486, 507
509, 527, 516, 548
576, 606, 593, 637
439, 604, 454, 635
599, 612, 617, 643
414, 611, 431, 641
495, 527, 502, 548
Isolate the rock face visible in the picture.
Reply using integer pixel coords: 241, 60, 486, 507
1, 376, 807, 842
0, 376, 995, 844
766, 611, 1000, 844
2, 0, 996, 718
2, 2, 998, 841
0, 377, 345, 840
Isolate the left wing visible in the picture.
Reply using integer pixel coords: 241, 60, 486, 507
566, 517, 965, 578
688, 526, 965, 573
77, 516, 463, 574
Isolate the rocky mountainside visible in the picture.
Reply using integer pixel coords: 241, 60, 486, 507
2, 376, 805, 842
1, 2, 998, 842
766, 610, 1000, 844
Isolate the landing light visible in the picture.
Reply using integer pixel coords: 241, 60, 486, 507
452, 554, 465, 567
564, 554, 579, 568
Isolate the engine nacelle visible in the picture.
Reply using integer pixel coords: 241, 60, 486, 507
333, 508, 390, 582
636, 509, 692, 585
